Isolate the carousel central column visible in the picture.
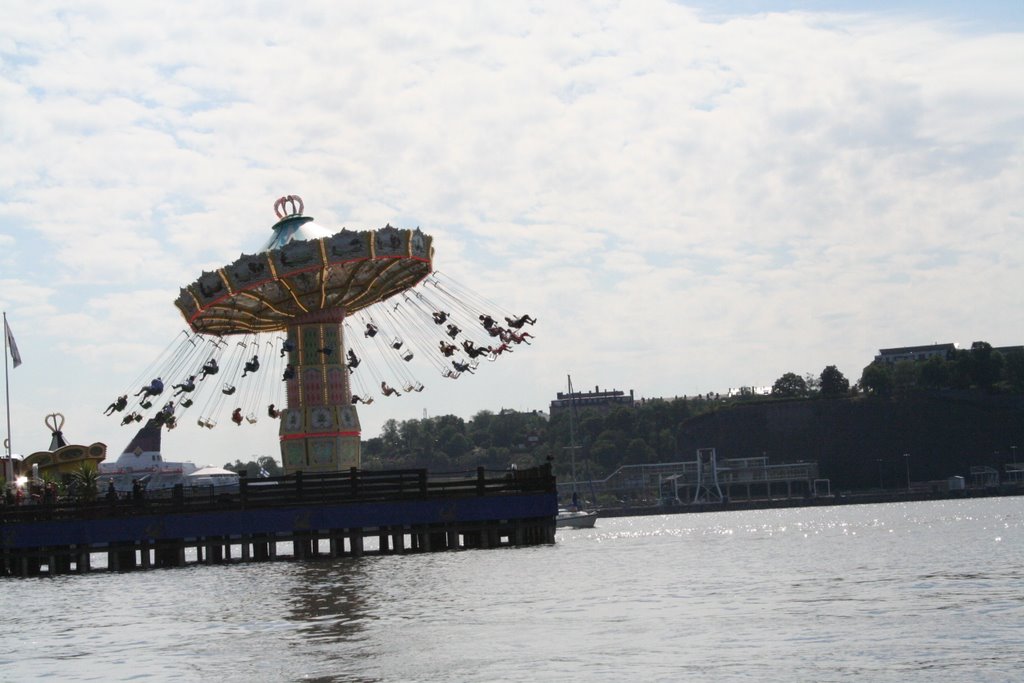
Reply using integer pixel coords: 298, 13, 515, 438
278, 309, 361, 474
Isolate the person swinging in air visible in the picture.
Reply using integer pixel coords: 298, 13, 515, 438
504, 314, 536, 328
199, 358, 219, 380
242, 354, 260, 377
135, 378, 164, 400
104, 395, 128, 415
172, 376, 196, 396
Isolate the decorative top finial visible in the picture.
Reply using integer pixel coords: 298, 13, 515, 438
274, 195, 304, 219
45, 412, 65, 434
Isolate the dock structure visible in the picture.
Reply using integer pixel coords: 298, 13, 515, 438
1, 465, 556, 578
558, 452, 821, 505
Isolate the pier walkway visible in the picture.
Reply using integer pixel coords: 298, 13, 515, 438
1, 465, 557, 578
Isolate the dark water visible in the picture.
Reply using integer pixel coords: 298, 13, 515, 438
2, 498, 1021, 682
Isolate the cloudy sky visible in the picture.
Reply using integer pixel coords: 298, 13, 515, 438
1, 1, 1021, 464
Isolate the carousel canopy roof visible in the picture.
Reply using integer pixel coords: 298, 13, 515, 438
174, 198, 434, 335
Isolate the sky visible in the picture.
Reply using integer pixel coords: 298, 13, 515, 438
1, 1, 1021, 465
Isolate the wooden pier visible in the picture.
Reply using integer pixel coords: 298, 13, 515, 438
1, 465, 557, 578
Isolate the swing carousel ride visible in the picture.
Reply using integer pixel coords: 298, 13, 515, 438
103, 195, 536, 474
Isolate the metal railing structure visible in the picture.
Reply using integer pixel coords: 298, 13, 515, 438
556, 454, 820, 505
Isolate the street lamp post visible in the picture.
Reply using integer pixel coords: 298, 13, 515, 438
903, 453, 911, 493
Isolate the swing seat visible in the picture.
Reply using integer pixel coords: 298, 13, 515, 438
391, 338, 403, 349
197, 418, 206, 428
413, 382, 424, 392
442, 369, 454, 378
402, 383, 414, 392
402, 351, 414, 361
181, 399, 194, 408
246, 414, 258, 424
222, 384, 236, 396
205, 419, 217, 429
140, 400, 152, 409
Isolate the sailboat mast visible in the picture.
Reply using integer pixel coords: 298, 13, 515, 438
567, 374, 578, 492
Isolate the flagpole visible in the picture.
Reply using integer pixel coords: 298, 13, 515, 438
3, 311, 12, 483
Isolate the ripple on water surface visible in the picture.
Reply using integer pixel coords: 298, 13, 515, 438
1, 498, 1021, 682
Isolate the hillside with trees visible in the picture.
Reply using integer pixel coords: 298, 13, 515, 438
230, 342, 1024, 492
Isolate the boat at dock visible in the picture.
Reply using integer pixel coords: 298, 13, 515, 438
557, 375, 598, 531
556, 507, 597, 529
97, 417, 239, 495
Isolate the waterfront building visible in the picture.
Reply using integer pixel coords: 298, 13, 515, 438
549, 386, 635, 417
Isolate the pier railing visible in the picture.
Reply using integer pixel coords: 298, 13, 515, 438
1, 464, 555, 524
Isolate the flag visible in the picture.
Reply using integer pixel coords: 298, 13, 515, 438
4, 317, 21, 368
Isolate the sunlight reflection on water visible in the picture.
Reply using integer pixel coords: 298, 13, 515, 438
1, 498, 1021, 682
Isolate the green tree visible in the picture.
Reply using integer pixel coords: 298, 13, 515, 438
257, 456, 282, 476
1002, 348, 1024, 392
625, 437, 656, 465
860, 362, 893, 397
443, 431, 473, 459
968, 342, 1003, 389
819, 365, 850, 397
949, 349, 973, 389
69, 463, 99, 502
918, 355, 950, 390
771, 372, 808, 398
892, 360, 920, 397
379, 419, 402, 454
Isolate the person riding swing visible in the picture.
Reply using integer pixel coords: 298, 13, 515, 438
242, 354, 260, 377
135, 378, 164, 400
504, 313, 536, 329
104, 395, 128, 415
199, 358, 219, 380
172, 376, 196, 396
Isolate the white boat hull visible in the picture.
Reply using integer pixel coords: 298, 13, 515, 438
556, 509, 597, 529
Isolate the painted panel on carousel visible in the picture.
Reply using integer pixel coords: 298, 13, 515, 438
308, 406, 335, 432
281, 409, 304, 434
282, 440, 306, 469
301, 326, 319, 362
410, 229, 432, 259
325, 230, 371, 263
309, 438, 336, 466
338, 438, 360, 468
286, 374, 300, 406
338, 405, 360, 432
326, 366, 346, 405
302, 367, 325, 406
322, 324, 339, 353
272, 239, 320, 276
374, 225, 408, 257
224, 253, 272, 290
192, 270, 229, 306
174, 287, 200, 321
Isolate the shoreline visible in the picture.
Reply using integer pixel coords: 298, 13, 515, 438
596, 485, 1024, 518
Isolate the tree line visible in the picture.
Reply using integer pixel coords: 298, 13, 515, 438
224, 341, 1022, 481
